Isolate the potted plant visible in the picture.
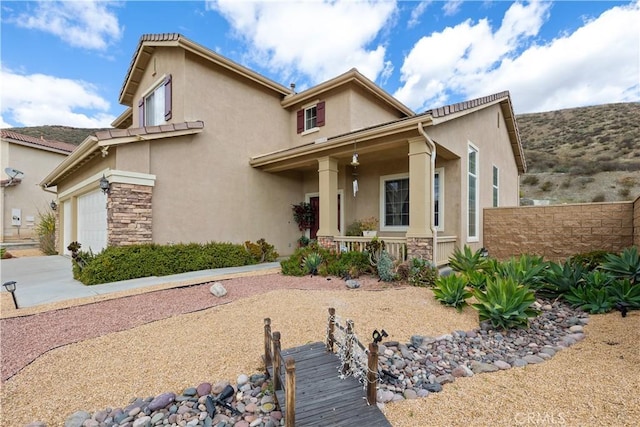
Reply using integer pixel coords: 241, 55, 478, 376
292, 202, 314, 231
360, 216, 379, 237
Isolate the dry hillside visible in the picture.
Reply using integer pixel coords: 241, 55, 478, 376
7, 102, 640, 204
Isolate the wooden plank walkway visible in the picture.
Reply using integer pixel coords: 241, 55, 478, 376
267, 341, 392, 427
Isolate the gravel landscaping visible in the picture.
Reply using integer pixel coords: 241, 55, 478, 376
0, 272, 638, 426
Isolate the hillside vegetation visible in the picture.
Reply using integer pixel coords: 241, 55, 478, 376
6, 102, 640, 204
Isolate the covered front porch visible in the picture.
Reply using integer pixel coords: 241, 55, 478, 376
251, 117, 462, 266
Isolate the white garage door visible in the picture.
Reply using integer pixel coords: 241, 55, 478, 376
77, 190, 107, 254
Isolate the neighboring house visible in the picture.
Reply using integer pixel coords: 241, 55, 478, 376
1, 130, 76, 242
40, 33, 526, 263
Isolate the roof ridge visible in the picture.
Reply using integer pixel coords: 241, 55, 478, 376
428, 91, 510, 118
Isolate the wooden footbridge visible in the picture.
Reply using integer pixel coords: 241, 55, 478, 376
263, 308, 392, 427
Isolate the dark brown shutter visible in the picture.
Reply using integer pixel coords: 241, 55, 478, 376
317, 101, 325, 127
138, 98, 145, 127
164, 74, 172, 121
296, 109, 304, 133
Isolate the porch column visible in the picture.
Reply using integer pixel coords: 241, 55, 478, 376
406, 138, 434, 260
317, 156, 339, 247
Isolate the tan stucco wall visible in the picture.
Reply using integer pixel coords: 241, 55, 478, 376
56, 154, 115, 196
484, 202, 635, 262
1, 141, 68, 241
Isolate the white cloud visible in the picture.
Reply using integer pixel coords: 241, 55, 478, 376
395, 1, 639, 113
0, 68, 116, 128
206, 0, 397, 87
408, 1, 431, 29
443, 0, 463, 16
10, 0, 122, 50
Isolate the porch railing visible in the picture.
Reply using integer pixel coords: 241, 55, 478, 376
332, 235, 457, 266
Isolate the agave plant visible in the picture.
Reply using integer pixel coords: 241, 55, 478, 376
464, 269, 488, 291
471, 276, 539, 329
607, 279, 640, 309
601, 246, 640, 285
564, 285, 614, 314
302, 252, 322, 276
449, 245, 487, 276
432, 274, 472, 312
540, 260, 585, 299
493, 254, 548, 290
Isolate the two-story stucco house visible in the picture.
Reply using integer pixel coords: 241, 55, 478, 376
40, 33, 526, 263
1, 130, 76, 243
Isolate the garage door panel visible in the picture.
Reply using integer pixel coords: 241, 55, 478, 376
77, 190, 107, 253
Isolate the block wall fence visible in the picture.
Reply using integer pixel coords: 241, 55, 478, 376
484, 196, 640, 262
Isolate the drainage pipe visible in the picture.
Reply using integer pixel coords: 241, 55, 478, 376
418, 122, 438, 266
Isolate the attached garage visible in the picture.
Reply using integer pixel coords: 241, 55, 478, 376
77, 190, 107, 253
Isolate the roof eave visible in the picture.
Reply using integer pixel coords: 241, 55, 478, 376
40, 135, 100, 188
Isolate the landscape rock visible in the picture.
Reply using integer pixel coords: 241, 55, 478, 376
209, 282, 227, 297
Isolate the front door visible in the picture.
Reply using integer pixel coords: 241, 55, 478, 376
309, 194, 341, 240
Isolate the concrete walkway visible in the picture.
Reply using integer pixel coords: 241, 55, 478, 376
0, 255, 280, 308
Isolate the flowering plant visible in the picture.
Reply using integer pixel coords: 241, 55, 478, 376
359, 216, 379, 231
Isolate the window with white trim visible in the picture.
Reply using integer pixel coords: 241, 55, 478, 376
492, 165, 499, 207
468, 144, 479, 240
434, 168, 444, 230
138, 74, 172, 127
380, 174, 409, 229
296, 101, 325, 133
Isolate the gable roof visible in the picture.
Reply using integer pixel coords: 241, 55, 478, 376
281, 68, 414, 117
119, 33, 292, 106
1, 130, 76, 154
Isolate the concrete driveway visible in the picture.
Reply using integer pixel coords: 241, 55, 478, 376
1, 255, 280, 308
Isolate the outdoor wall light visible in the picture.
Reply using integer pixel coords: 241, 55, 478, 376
50, 200, 57, 211
99, 175, 110, 194
2, 281, 19, 309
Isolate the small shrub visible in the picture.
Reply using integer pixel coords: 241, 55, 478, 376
521, 175, 539, 186
472, 277, 539, 329
618, 188, 631, 198
35, 209, 57, 255
432, 274, 472, 312
244, 238, 279, 263
540, 181, 553, 192
325, 250, 371, 278
408, 257, 438, 287
345, 221, 363, 236
592, 193, 606, 202
395, 262, 410, 282
568, 250, 610, 272
302, 252, 322, 276
376, 250, 396, 282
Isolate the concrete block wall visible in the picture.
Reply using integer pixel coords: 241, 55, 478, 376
484, 201, 635, 262
634, 196, 640, 247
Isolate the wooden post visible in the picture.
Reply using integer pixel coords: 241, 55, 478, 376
367, 342, 379, 405
264, 318, 272, 370
342, 320, 354, 374
285, 357, 296, 427
326, 307, 335, 352
273, 331, 282, 391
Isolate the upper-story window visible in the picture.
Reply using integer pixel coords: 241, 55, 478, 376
297, 101, 325, 134
138, 74, 172, 127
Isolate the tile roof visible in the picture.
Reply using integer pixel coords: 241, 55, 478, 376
1, 130, 77, 153
94, 121, 204, 141
425, 91, 511, 118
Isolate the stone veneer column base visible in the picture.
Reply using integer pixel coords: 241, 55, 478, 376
406, 237, 434, 262
317, 236, 335, 250
107, 183, 153, 246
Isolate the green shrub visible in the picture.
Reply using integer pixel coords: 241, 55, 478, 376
244, 238, 279, 262
302, 252, 322, 276
568, 250, 610, 272
324, 250, 371, 278
449, 245, 487, 276
73, 242, 256, 285
607, 279, 640, 310
464, 269, 488, 291
36, 210, 57, 255
592, 193, 606, 202
540, 260, 585, 298
408, 257, 438, 287
432, 275, 472, 312
601, 246, 640, 284
522, 175, 539, 186
472, 277, 539, 329
564, 285, 614, 314
376, 250, 396, 282
540, 181, 553, 192
345, 221, 363, 236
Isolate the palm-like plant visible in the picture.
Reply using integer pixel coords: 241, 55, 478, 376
471, 276, 539, 329
601, 246, 640, 285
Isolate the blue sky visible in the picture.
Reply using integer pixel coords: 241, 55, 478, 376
1, 0, 639, 128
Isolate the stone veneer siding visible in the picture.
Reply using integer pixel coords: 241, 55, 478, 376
107, 183, 153, 246
406, 237, 433, 262
317, 236, 335, 250
484, 201, 635, 262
